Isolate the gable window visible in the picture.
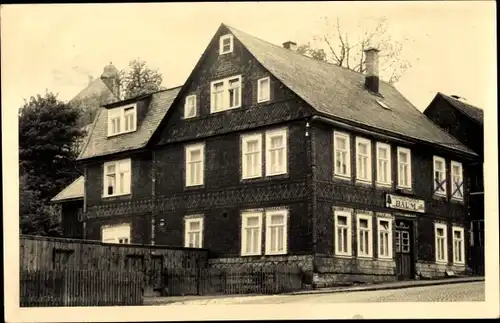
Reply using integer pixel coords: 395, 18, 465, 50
334, 132, 351, 178
103, 159, 131, 197
102, 224, 131, 244
241, 133, 263, 179
265, 209, 288, 255
265, 128, 288, 176
184, 216, 204, 248
185, 143, 204, 187
397, 147, 412, 189
356, 137, 372, 182
210, 75, 242, 113
107, 104, 137, 137
452, 226, 465, 264
334, 210, 352, 256
357, 214, 373, 257
257, 77, 270, 103
377, 218, 393, 259
433, 156, 447, 196
219, 34, 234, 55
241, 211, 263, 256
184, 95, 197, 119
434, 223, 448, 263
376, 142, 391, 186
451, 161, 464, 200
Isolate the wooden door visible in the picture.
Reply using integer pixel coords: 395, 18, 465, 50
395, 220, 414, 280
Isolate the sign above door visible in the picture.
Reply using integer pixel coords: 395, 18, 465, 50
386, 194, 425, 213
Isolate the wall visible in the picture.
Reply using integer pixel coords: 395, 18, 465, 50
61, 201, 84, 239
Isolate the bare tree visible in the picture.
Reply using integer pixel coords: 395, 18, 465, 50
297, 17, 412, 84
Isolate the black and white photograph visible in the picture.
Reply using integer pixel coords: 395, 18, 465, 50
2, 1, 498, 321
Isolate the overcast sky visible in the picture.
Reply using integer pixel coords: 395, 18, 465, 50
1, 2, 496, 113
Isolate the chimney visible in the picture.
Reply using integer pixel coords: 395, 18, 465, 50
282, 41, 297, 51
364, 47, 380, 93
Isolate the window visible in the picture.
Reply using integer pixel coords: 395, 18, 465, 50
210, 75, 242, 112
376, 143, 391, 186
107, 104, 137, 137
184, 216, 204, 248
184, 95, 197, 119
102, 224, 131, 244
334, 211, 352, 256
219, 34, 234, 55
241, 134, 263, 179
451, 161, 464, 200
334, 132, 351, 178
452, 226, 465, 264
357, 214, 373, 257
103, 159, 131, 197
356, 137, 372, 182
185, 144, 204, 187
265, 128, 288, 176
257, 77, 270, 103
433, 156, 447, 196
434, 223, 448, 263
397, 147, 412, 189
377, 218, 393, 259
265, 209, 288, 255
241, 211, 263, 256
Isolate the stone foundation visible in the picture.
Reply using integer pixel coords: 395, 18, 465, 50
208, 255, 314, 272
415, 262, 467, 279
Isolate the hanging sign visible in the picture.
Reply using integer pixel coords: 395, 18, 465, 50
386, 194, 425, 213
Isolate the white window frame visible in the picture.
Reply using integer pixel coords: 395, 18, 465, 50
452, 226, 465, 265
376, 142, 392, 186
333, 131, 351, 179
433, 156, 447, 196
434, 222, 448, 264
451, 161, 464, 201
103, 158, 131, 197
219, 34, 234, 55
102, 223, 131, 244
107, 104, 137, 137
184, 95, 197, 119
241, 133, 263, 179
377, 217, 393, 259
210, 75, 242, 113
241, 211, 263, 256
257, 77, 271, 103
265, 209, 288, 255
184, 216, 204, 248
356, 137, 372, 182
334, 210, 352, 256
185, 143, 205, 187
356, 213, 373, 258
265, 128, 288, 176
397, 147, 412, 189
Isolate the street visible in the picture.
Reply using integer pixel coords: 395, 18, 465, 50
171, 282, 485, 305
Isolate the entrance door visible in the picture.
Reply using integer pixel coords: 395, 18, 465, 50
395, 219, 414, 280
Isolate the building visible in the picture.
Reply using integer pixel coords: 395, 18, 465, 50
423, 92, 484, 275
52, 24, 479, 286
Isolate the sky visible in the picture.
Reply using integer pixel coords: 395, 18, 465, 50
1, 2, 496, 113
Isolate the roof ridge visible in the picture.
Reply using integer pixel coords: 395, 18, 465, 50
440, 92, 483, 111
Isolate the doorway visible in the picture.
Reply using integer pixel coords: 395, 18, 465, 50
394, 218, 415, 280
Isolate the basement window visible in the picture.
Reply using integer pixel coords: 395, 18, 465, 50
376, 99, 391, 110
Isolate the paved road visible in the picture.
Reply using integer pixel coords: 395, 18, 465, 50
174, 282, 485, 305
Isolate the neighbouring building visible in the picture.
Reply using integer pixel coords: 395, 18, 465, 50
423, 93, 484, 275
52, 23, 479, 287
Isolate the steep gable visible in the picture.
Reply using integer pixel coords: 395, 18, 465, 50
439, 93, 484, 126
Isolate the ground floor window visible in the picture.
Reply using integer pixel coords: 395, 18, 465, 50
101, 223, 131, 244
241, 207, 288, 256
452, 226, 465, 265
334, 210, 352, 256
434, 222, 448, 263
184, 216, 204, 248
357, 213, 373, 257
377, 217, 393, 259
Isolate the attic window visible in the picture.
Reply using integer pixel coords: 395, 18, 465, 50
376, 99, 391, 110
219, 34, 234, 55
107, 104, 137, 137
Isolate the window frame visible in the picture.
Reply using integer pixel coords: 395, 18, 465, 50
356, 213, 373, 258
433, 156, 447, 196
451, 161, 464, 201
185, 143, 205, 187
265, 209, 288, 255
397, 147, 412, 189
377, 217, 393, 259
265, 128, 288, 176
333, 131, 351, 179
101, 223, 131, 244
184, 216, 204, 248
334, 210, 352, 256
257, 77, 271, 103
102, 159, 131, 198
241, 211, 263, 256
241, 133, 263, 179
184, 95, 197, 119
356, 137, 372, 183
452, 226, 465, 265
434, 222, 448, 264
376, 142, 392, 186
107, 104, 137, 137
210, 75, 242, 113
219, 34, 234, 55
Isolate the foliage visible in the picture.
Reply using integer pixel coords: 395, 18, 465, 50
119, 59, 164, 99
70, 91, 115, 127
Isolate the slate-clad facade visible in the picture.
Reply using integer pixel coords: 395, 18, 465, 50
52, 23, 479, 286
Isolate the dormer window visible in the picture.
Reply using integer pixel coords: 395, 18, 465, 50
219, 34, 234, 55
107, 104, 137, 137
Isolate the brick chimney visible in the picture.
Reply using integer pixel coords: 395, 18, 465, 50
283, 41, 298, 51
364, 47, 380, 93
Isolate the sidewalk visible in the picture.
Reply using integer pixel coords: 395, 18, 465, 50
143, 276, 484, 306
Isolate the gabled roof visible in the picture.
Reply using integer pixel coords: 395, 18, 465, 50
50, 176, 84, 202
70, 77, 119, 105
226, 25, 475, 156
438, 92, 484, 126
77, 86, 182, 161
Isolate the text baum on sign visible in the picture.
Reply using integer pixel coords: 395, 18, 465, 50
385, 194, 425, 213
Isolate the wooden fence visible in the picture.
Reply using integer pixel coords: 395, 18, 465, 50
20, 269, 144, 307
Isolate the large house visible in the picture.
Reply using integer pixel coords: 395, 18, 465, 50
423, 93, 484, 275
51, 24, 479, 286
